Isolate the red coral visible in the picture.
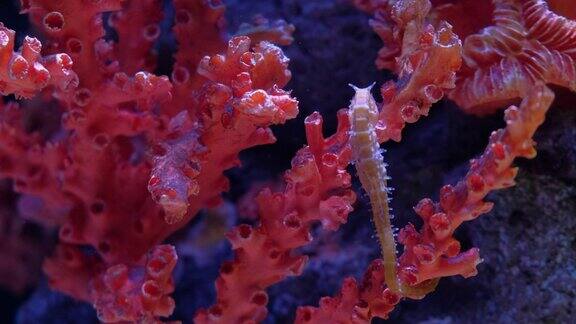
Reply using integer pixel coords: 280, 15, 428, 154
354, 0, 462, 142
109, 0, 164, 74
398, 84, 553, 285
297, 261, 400, 323
23, 0, 124, 88
296, 277, 365, 323
195, 110, 355, 323
92, 245, 178, 323
149, 36, 298, 224
170, 0, 228, 114
43, 243, 103, 301
360, 0, 576, 115
0, 23, 77, 98
0, 1, 299, 321
376, 20, 461, 142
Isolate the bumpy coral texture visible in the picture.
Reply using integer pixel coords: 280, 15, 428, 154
202, 1, 464, 322
0, 0, 296, 322
355, 0, 462, 142
0, 0, 572, 322
92, 245, 178, 323
195, 110, 356, 323
0, 23, 77, 98
397, 84, 553, 285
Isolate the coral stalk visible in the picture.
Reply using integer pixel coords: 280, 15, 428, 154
196, 110, 355, 323
360, 0, 462, 142
398, 84, 554, 285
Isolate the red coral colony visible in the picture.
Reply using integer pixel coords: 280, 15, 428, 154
0, 0, 574, 323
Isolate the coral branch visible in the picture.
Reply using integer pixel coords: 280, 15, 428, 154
354, 0, 462, 142
92, 245, 178, 323
171, 0, 227, 107
0, 23, 77, 98
150, 36, 298, 225
296, 260, 401, 323
23, 0, 124, 88
398, 84, 554, 285
378, 18, 461, 139
109, 0, 163, 74
195, 110, 355, 323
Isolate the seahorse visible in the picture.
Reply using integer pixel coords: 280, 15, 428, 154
349, 84, 438, 298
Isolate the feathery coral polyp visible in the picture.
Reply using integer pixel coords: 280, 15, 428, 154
439, 0, 576, 114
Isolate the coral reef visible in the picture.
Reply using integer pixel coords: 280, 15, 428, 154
0, 0, 575, 323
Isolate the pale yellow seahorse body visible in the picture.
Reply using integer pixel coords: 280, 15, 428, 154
349, 84, 439, 298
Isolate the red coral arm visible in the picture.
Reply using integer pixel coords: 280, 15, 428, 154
376, 20, 461, 142
0, 23, 77, 98
23, 0, 124, 88
171, 0, 227, 110
109, 0, 164, 74
92, 245, 178, 323
150, 36, 298, 225
195, 110, 355, 323
296, 261, 401, 323
398, 84, 554, 285
354, 0, 462, 142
